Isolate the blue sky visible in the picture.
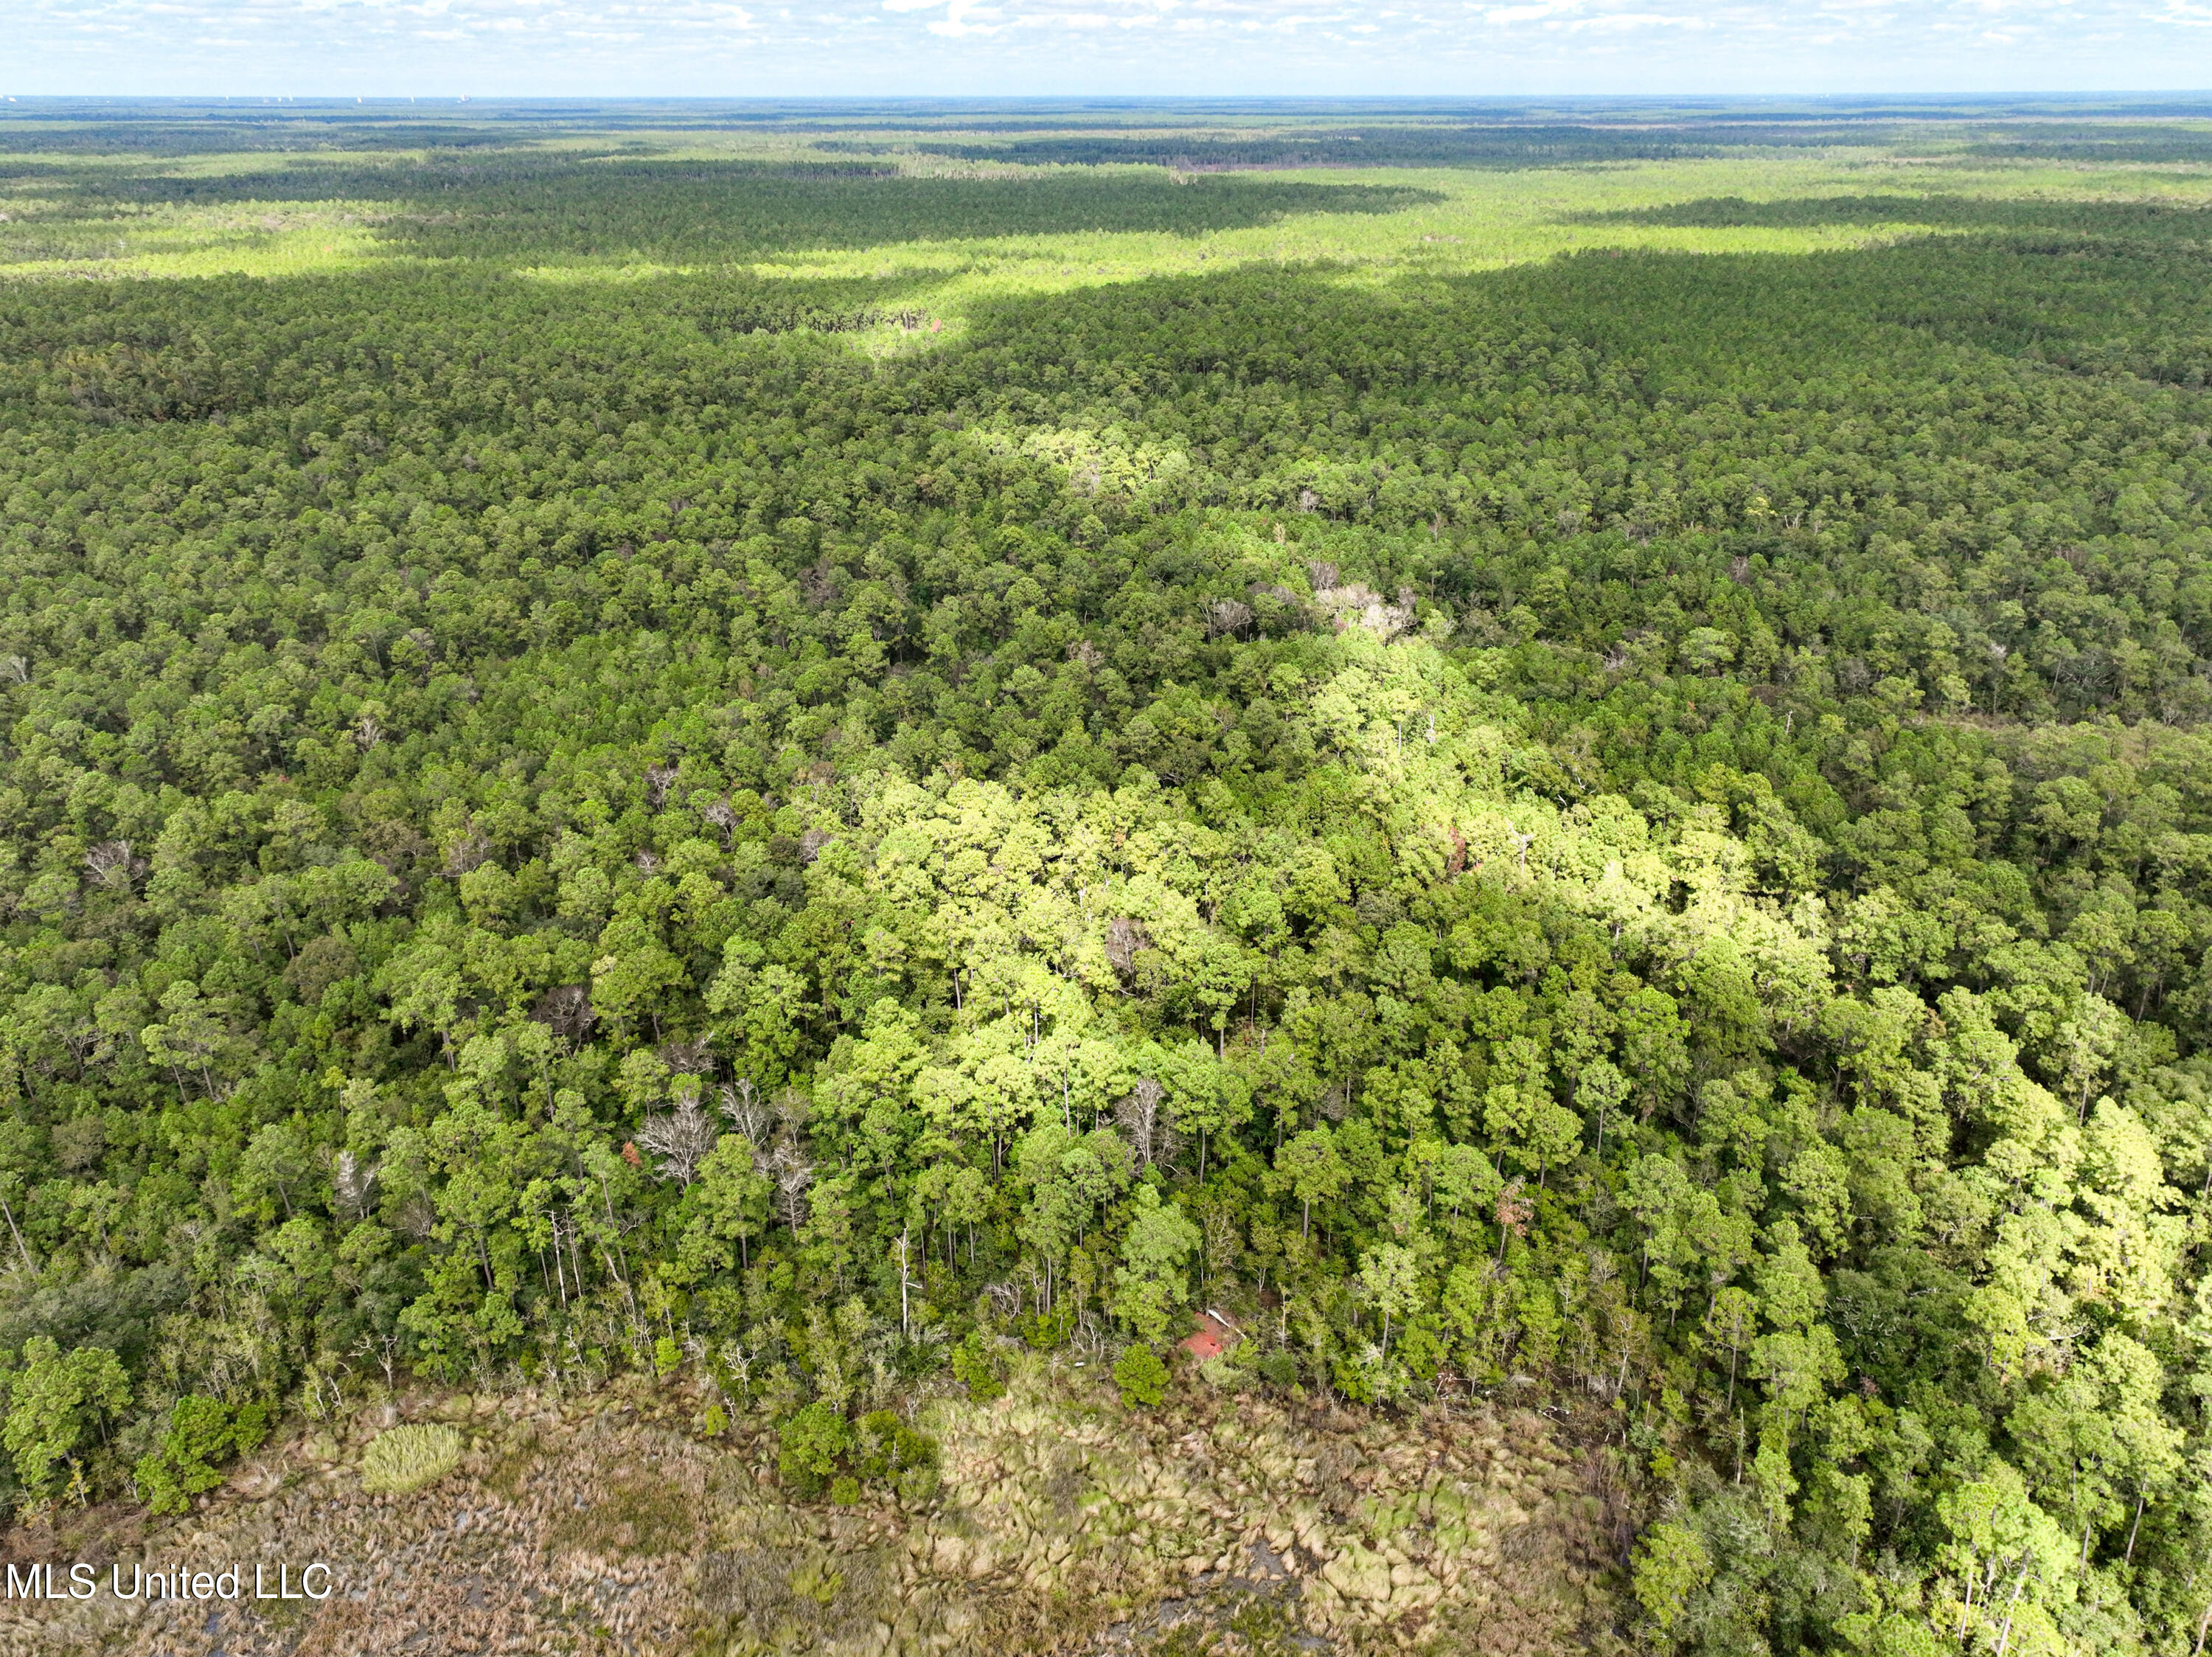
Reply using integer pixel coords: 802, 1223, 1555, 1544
12, 0, 2212, 98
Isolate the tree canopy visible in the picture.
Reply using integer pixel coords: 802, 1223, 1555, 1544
8, 103, 2212, 1655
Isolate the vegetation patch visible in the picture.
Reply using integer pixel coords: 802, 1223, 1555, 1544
358, 1424, 465, 1496
552, 1469, 700, 1556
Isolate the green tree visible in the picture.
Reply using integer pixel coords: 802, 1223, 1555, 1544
1110, 1184, 1201, 1342
1360, 1242, 1422, 1361
4, 1337, 129, 1501
133, 1394, 265, 1516
681, 1133, 774, 1275
776, 1401, 852, 1499
1113, 1346, 1169, 1408
950, 1332, 1006, 1403
1632, 1518, 1713, 1650
1275, 1125, 1349, 1240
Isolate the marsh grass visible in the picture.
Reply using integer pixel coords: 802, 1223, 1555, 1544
552, 1471, 700, 1557
695, 1543, 895, 1653
358, 1423, 465, 1496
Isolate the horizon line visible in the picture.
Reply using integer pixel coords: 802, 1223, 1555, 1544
7, 91, 2212, 108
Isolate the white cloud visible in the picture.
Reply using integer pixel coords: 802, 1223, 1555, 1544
926, 0, 1001, 32
5, 0, 2211, 91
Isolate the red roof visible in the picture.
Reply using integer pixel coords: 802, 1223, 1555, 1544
1181, 1310, 1238, 1361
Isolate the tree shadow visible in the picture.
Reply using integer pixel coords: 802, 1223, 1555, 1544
22, 158, 1441, 265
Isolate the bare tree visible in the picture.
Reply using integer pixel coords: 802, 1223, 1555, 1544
442, 824, 490, 875
719, 1077, 771, 1145
83, 840, 146, 892
1312, 580, 1415, 641
532, 984, 596, 1044
775, 1086, 812, 1142
1116, 1078, 1165, 1168
660, 1035, 714, 1075
333, 1150, 380, 1221
1205, 598, 1253, 639
636, 1091, 717, 1188
362, 1328, 402, 1390
1104, 918, 1150, 982
771, 1142, 815, 1231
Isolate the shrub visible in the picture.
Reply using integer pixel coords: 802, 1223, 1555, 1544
1197, 1353, 1247, 1389
895, 1458, 942, 1507
853, 1409, 941, 1504
776, 1401, 852, 1498
1020, 1306, 1075, 1349
134, 1394, 274, 1515
1113, 1346, 1169, 1408
230, 1399, 271, 1454
360, 1423, 465, 1496
135, 1395, 229, 1515
949, 1332, 1005, 1403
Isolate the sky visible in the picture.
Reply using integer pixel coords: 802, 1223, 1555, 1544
10, 0, 2212, 98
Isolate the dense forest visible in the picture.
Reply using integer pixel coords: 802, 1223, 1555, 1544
9, 102, 2212, 1655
